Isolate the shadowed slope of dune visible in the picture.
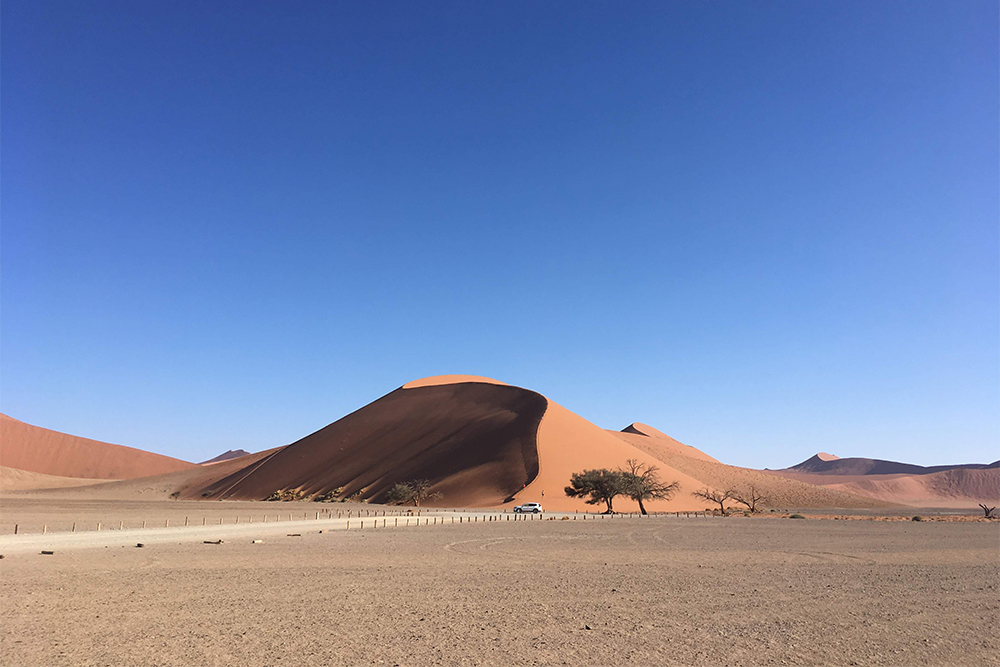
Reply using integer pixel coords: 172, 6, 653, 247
0, 414, 194, 480
193, 380, 548, 505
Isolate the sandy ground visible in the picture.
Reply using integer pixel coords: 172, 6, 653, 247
2, 507, 997, 666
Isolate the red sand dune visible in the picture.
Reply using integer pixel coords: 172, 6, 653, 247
176, 376, 709, 511
0, 414, 194, 480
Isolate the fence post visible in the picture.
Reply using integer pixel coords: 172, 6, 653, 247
72, 522, 76, 532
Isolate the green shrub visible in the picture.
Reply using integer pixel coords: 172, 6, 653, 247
789, 513, 805, 519
911, 515, 923, 522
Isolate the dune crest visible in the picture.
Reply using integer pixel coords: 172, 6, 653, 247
402, 375, 508, 389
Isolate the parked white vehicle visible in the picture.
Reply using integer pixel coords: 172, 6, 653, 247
513, 502, 542, 514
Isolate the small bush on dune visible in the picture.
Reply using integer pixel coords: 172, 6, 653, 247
912, 515, 923, 521
789, 513, 805, 519
265, 489, 305, 502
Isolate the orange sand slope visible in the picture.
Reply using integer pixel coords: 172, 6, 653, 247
0, 466, 114, 492
607, 430, 884, 510
0, 414, 194, 480
614, 423, 720, 463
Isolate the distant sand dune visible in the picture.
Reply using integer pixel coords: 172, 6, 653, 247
0, 414, 194, 480
0, 466, 113, 492
774, 468, 1000, 508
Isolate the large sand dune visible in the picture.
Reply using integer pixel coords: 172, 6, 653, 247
0, 414, 194, 480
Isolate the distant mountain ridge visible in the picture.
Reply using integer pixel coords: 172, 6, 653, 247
199, 449, 252, 465
786, 453, 1000, 476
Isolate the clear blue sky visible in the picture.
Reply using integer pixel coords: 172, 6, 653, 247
2, 1, 997, 468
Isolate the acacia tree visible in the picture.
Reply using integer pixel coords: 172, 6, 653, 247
732, 485, 767, 513
619, 459, 680, 515
565, 469, 626, 513
692, 487, 735, 515
386, 479, 441, 506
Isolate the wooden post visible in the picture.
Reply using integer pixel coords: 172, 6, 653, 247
97, 522, 101, 531
13, 524, 17, 535
165, 519, 169, 528
347, 520, 350, 530
395, 518, 398, 527
43, 525, 47, 534
72, 522, 76, 532
185, 517, 189, 526
119, 521, 123, 530
315, 512, 319, 520
236, 516, 240, 524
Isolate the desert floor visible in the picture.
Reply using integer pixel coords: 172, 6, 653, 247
1, 501, 997, 667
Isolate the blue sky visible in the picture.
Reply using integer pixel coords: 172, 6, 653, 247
2, 1, 997, 467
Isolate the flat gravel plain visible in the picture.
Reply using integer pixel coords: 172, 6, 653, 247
2, 516, 997, 666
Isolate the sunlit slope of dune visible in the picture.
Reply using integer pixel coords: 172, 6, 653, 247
0, 413, 195, 480
608, 430, 886, 509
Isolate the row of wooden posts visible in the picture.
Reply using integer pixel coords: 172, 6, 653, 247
8, 509, 719, 535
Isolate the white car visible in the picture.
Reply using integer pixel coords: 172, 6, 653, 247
513, 502, 542, 514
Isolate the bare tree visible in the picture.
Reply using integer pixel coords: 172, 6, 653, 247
732, 485, 767, 513
692, 488, 734, 515
619, 459, 680, 515
979, 503, 996, 518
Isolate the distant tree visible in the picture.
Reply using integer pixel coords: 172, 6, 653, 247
565, 469, 627, 513
979, 504, 996, 518
691, 487, 734, 515
732, 485, 767, 513
618, 459, 680, 515
386, 479, 441, 507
